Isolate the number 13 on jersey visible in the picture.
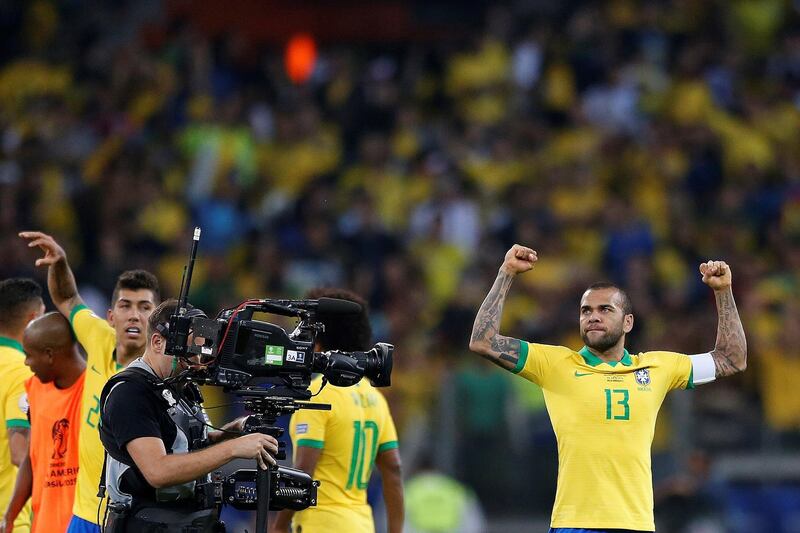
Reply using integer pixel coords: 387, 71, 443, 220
605, 388, 630, 420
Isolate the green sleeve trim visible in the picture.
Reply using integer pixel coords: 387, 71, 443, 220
296, 439, 324, 449
69, 304, 89, 328
511, 340, 529, 374
6, 419, 30, 429
686, 367, 695, 390
378, 441, 399, 453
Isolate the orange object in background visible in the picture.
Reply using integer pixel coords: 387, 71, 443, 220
285, 33, 317, 84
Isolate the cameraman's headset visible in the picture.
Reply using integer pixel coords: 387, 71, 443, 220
153, 304, 208, 374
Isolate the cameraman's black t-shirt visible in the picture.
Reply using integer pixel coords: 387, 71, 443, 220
100, 376, 179, 502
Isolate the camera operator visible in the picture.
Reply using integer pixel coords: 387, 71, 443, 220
270, 288, 404, 533
98, 299, 279, 532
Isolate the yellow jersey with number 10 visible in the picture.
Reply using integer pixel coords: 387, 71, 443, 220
513, 342, 693, 532
289, 377, 398, 533
0, 337, 33, 533
69, 306, 121, 523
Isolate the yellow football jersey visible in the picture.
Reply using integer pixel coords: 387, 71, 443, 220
514, 341, 693, 531
69, 306, 120, 523
289, 377, 399, 533
0, 337, 32, 533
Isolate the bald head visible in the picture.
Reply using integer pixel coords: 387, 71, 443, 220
23, 312, 81, 384
23, 312, 74, 355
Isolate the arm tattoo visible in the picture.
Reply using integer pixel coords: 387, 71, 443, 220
710, 288, 747, 377
470, 271, 520, 370
48, 258, 79, 306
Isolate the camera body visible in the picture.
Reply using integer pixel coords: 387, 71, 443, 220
165, 298, 393, 395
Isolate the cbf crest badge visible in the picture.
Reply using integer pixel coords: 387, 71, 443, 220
634, 368, 651, 386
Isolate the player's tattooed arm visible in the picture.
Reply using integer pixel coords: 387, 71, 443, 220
469, 269, 521, 371
699, 260, 747, 377
710, 287, 747, 377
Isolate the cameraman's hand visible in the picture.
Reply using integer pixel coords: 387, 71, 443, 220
229, 433, 278, 470
208, 416, 249, 444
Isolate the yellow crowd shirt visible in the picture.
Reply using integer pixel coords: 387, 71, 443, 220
513, 341, 693, 531
69, 306, 120, 523
0, 337, 32, 532
289, 377, 399, 533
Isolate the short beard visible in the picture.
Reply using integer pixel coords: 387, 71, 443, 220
581, 329, 624, 353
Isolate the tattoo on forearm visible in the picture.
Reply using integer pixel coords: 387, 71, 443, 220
711, 288, 747, 377
49, 259, 78, 303
470, 271, 520, 369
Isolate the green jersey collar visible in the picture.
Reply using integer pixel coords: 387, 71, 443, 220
0, 336, 24, 354
579, 346, 632, 367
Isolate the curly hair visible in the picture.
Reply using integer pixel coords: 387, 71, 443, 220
304, 288, 372, 352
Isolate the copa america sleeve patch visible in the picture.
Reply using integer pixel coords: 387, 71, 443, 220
18, 392, 29, 415
690, 353, 716, 385
295, 423, 308, 435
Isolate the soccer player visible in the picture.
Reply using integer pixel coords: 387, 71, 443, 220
19, 231, 160, 533
469, 244, 747, 533
2, 312, 85, 533
0, 279, 44, 533
270, 288, 404, 533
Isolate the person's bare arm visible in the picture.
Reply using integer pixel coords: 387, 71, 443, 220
7, 428, 28, 467
269, 445, 323, 533
376, 448, 404, 533
126, 433, 278, 489
1, 453, 32, 533
469, 244, 537, 371
19, 231, 84, 318
699, 261, 747, 377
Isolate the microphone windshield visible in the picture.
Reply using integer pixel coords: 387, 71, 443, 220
317, 297, 362, 315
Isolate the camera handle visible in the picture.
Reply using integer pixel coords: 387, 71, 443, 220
242, 416, 283, 532
256, 466, 272, 532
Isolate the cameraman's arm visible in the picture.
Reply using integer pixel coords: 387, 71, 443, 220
376, 448, 404, 533
270, 446, 322, 533
126, 433, 278, 489
207, 416, 247, 445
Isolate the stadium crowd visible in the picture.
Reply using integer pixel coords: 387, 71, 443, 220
2, 0, 800, 526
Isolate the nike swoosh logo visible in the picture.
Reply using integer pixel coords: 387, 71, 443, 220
574, 371, 593, 377
90, 365, 102, 376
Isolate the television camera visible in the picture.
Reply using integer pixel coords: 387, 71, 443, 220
164, 228, 394, 532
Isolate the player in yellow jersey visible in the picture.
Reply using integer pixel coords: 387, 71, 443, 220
20, 231, 160, 533
0, 279, 44, 533
469, 245, 748, 533
271, 288, 404, 533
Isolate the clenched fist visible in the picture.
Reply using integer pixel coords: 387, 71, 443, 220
501, 244, 537, 276
699, 260, 732, 291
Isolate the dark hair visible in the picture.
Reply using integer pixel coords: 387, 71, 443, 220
0, 278, 43, 329
147, 299, 179, 339
112, 270, 161, 306
585, 282, 633, 315
304, 288, 372, 352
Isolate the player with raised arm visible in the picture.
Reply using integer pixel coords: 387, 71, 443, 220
19, 231, 161, 533
469, 244, 747, 532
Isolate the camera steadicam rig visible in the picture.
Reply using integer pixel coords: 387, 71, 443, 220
165, 228, 394, 532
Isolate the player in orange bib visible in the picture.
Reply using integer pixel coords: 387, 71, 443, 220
3, 312, 85, 533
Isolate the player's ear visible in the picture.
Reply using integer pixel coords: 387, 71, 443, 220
623, 313, 634, 334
